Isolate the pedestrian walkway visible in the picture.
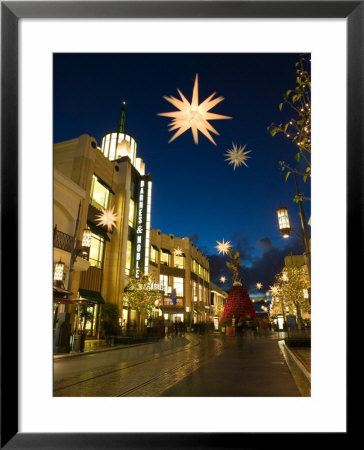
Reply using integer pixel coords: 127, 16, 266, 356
54, 335, 188, 360
161, 335, 302, 397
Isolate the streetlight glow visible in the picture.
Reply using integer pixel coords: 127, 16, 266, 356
54, 260, 65, 282
81, 229, 92, 248
276, 207, 291, 238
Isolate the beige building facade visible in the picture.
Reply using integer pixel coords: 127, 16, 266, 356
148, 229, 211, 327
53, 126, 151, 351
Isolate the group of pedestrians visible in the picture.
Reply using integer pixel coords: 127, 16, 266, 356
235, 316, 255, 350
193, 322, 214, 335
165, 319, 186, 338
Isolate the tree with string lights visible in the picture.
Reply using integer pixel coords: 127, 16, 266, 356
122, 272, 163, 335
274, 266, 310, 330
268, 56, 311, 189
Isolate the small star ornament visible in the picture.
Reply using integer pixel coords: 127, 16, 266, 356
215, 239, 232, 255
174, 247, 183, 256
225, 142, 252, 170
95, 205, 119, 232
158, 74, 232, 145
269, 285, 280, 297
256, 282, 263, 290
220, 276, 227, 283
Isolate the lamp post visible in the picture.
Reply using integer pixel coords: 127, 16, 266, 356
53, 201, 91, 353
276, 172, 311, 280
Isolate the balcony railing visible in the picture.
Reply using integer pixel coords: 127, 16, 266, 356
53, 228, 89, 260
163, 297, 184, 307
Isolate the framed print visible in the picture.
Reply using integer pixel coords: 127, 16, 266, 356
1, 1, 359, 448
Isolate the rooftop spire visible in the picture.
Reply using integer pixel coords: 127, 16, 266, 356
119, 100, 126, 133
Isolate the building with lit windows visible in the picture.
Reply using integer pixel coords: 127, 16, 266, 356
148, 229, 211, 327
53, 106, 152, 352
209, 282, 228, 317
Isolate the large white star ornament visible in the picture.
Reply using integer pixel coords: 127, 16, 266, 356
174, 247, 183, 257
215, 239, 232, 255
158, 74, 232, 145
95, 206, 119, 232
225, 143, 252, 170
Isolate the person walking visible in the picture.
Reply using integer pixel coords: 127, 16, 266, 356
235, 317, 244, 348
245, 316, 254, 351
174, 319, 179, 336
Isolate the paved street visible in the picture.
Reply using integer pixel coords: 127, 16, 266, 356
54, 332, 301, 397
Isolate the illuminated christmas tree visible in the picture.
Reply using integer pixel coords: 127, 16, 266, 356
220, 283, 257, 324
216, 241, 257, 324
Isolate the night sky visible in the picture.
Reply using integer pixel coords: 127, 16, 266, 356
53, 53, 311, 294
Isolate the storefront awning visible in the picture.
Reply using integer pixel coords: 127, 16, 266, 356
53, 285, 73, 304
78, 288, 105, 304
53, 286, 73, 296
151, 244, 159, 251
161, 248, 171, 254
87, 221, 111, 241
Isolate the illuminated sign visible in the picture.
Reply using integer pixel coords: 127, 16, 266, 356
213, 316, 219, 330
134, 177, 152, 277
277, 315, 284, 330
149, 283, 165, 291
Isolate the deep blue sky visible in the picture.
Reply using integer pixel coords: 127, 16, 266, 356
54, 53, 311, 293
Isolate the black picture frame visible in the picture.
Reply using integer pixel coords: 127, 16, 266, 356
1, 1, 358, 448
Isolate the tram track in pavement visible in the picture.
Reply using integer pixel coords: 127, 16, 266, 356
54, 335, 229, 397
117, 338, 229, 396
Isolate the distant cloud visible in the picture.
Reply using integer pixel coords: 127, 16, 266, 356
256, 237, 273, 253
188, 233, 200, 246
229, 229, 255, 262
208, 236, 303, 294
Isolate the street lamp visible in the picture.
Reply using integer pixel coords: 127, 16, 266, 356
54, 201, 91, 354
81, 228, 92, 250
276, 207, 291, 238
276, 172, 311, 279
54, 260, 65, 284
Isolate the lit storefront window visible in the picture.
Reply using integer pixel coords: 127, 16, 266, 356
160, 274, 169, 295
84, 304, 98, 336
193, 281, 197, 301
173, 277, 184, 297
90, 174, 110, 211
128, 199, 135, 228
199, 283, 203, 301
73, 303, 98, 337
89, 233, 105, 269
150, 246, 159, 264
191, 258, 198, 273
125, 240, 133, 275
161, 250, 170, 266
174, 254, 185, 269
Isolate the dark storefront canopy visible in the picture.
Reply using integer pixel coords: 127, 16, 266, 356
78, 288, 105, 304
87, 221, 111, 241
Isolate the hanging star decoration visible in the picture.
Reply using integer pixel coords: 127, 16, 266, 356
95, 205, 119, 232
256, 282, 263, 290
215, 239, 232, 255
220, 276, 227, 283
225, 142, 252, 170
158, 74, 231, 145
269, 285, 280, 297
174, 247, 183, 256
